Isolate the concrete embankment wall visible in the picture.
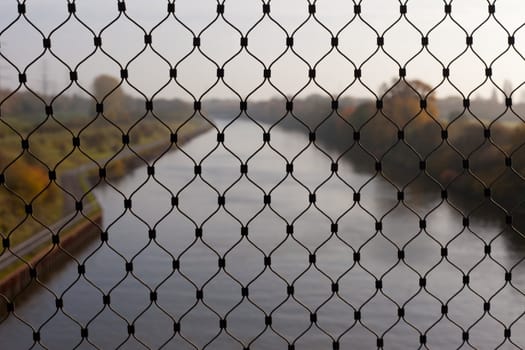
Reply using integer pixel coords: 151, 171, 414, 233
0, 211, 102, 302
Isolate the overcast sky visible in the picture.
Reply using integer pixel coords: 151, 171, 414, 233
1, 0, 525, 102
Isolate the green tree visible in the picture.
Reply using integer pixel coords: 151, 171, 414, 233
92, 75, 129, 123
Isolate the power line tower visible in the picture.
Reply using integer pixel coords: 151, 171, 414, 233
42, 58, 49, 96
0, 64, 5, 93
0, 41, 6, 93
37, 58, 56, 98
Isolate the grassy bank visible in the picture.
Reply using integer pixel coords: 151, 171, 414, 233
0, 119, 212, 305
0, 117, 210, 251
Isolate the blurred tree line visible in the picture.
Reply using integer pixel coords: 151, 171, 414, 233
208, 79, 525, 225
0, 74, 193, 126
334, 80, 525, 217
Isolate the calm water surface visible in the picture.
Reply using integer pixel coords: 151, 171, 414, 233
2, 120, 525, 349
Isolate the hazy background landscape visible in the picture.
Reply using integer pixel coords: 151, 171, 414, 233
3, 0, 525, 101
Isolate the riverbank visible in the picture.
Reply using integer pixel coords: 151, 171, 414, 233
0, 209, 102, 304
0, 122, 212, 306
85, 125, 212, 185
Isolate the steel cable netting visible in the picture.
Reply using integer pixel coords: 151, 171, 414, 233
1, 0, 525, 349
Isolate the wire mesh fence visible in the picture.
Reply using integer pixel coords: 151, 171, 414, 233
1, 0, 525, 349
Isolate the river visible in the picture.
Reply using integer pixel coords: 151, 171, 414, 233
1, 119, 525, 349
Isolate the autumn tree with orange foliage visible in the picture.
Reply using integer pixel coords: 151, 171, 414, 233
0, 152, 61, 239
381, 79, 439, 128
